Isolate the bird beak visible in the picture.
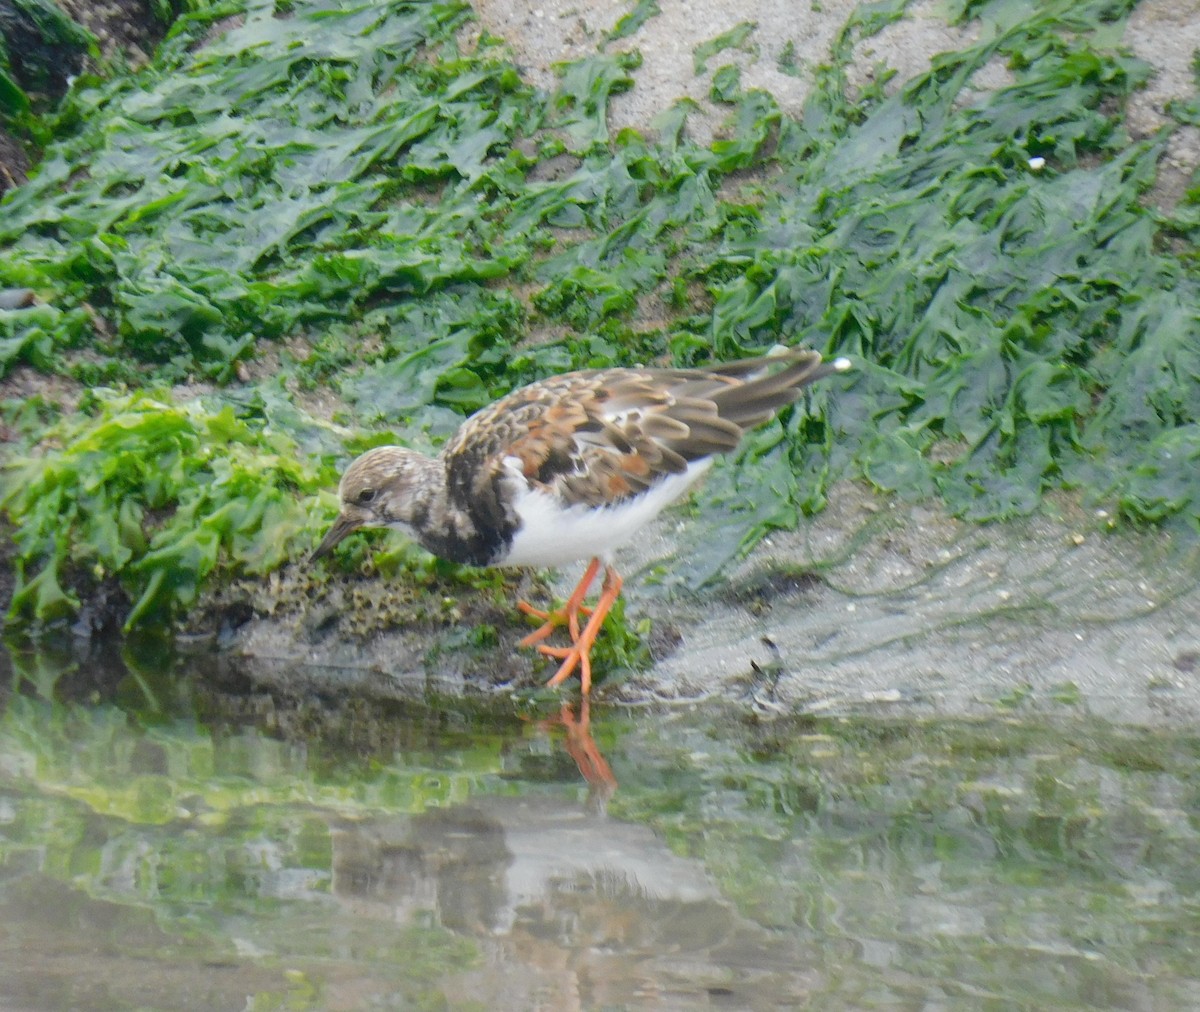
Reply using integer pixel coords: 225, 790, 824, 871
310, 513, 361, 562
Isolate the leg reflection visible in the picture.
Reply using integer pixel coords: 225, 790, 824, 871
541, 698, 617, 807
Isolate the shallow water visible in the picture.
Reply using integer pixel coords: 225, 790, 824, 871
2, 644, 1199, 1010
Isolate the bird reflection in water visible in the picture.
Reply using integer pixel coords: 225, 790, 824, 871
324, 694, 814, 1006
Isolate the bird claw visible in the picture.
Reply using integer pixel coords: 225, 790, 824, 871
517, 599, 594, 647
516, 599, 549, 620
545, 642, 591, 694
535, 643, 574, 659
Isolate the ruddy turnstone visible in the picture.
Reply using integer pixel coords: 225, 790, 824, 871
312, 347, 851, 693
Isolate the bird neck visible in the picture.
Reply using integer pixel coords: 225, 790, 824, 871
403, 457, 513, 568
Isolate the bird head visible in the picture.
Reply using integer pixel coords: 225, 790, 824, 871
310, 446, 434, 561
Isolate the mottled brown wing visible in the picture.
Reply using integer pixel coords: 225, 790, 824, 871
441, 349, 836, 511
441, 371, 684, 510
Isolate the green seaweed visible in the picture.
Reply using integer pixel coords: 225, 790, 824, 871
693, 21, 756, 75
0, 0, 526, 380
693, 0, 1199, 525
604, 0, 660, 45
2, 392, 329, 627
0, 0, 1198, 638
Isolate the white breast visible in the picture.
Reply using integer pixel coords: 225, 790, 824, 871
498, 460, 712, 568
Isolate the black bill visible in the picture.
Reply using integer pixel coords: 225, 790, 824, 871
310, 513, 361, 562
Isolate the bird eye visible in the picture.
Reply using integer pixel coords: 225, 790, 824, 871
356, 488, 377, 505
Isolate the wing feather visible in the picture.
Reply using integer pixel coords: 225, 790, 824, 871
440, 348, 844, 510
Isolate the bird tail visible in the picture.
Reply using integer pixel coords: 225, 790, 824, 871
706, 348, 851, 428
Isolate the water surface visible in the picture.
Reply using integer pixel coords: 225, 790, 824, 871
2, 644, 1198, 1009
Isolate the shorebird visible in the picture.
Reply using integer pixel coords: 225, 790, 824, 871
312, 347, 850, 693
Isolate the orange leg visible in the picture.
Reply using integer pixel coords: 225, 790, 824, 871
542, 564, 623, 695
517, 557, 600, 647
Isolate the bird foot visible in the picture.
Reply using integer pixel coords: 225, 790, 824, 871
517, 557, 601, 647
515, 560, 623, 695
540, 565, 624, 695
516, 599, 593, 647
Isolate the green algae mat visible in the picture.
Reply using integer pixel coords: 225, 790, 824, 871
1, 0, 1198, 634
